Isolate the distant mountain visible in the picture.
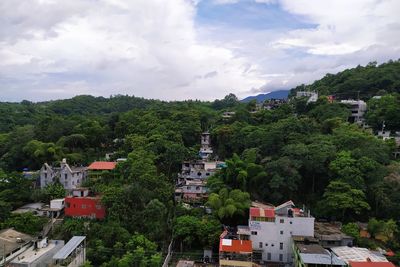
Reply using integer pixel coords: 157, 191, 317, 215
241, 90, 289, 102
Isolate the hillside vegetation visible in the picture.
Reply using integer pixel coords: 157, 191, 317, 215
0, 62, 400, 265
290, 60, 400, 99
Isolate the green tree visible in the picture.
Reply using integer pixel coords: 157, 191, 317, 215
319, 181, 370, 220
207, 188, 250, 225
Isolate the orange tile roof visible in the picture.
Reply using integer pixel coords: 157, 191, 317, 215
88, 161, 117, 170
350, 262, 395, 267
250, 207, 275, 218
219, 239, 252, 253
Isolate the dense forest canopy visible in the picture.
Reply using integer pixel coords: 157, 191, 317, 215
1, 60, 400, 265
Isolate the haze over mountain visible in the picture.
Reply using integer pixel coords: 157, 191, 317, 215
1, 0, 400, 102
241, 90, 289, 102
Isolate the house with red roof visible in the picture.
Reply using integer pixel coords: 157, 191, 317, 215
249, 200, 314, 265
87, 161, 117, 180
219, 227, 254, 267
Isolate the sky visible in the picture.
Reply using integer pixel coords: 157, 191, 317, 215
0, 0, 399, 102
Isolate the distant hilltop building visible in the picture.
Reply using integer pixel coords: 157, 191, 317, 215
39, 159, 87, 190
340, 99, 367, 124
296, 91, 318, 103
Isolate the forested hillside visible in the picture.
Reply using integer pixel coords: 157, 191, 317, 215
290, 60, 400, 99
0, 74, 400, 265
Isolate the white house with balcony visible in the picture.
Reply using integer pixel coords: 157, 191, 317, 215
249, 201, 315, 266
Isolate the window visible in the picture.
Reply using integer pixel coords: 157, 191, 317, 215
64, 173, 67, 179
280, 219, 284, 223
197, 172, 202, 176
196, 186, 200, 190
44, 173, 47, 179
259, 242, 263, 248
265, 243, 268, 246
267, 253, 271, 261
72, 181, 75, 185
187, 186, 191, 190
251, 231, 257, 235
280, 230, 284, 235
96, 205, 102, 210
271, 244, 274, 247
279, 254, 283, 262
290, 221, 293, 224
280, 243, 283, 250
206, 173, 210, 176
66, 202, 70, 208
82, 204, 87, 209
77, 179, 80, 184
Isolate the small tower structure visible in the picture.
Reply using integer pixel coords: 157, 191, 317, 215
199, 131, 213, 160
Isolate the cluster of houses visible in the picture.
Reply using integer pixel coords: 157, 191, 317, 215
174, 132, 225, 204
1, 159, 120, 266
218, 201, 395, 267
0, 228, 86, 267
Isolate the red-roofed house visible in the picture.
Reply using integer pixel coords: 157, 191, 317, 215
249, 201, 314, 265
219, 229, 253, 267
88, 161, 117, 170
88, 161, 117, 180
350, 262, 396, 267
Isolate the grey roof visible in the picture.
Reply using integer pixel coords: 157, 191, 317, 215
53, 236, 85, 260
300, 252, 346, 266
0, 228, 33, 258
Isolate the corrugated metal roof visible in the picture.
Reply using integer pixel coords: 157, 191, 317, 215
53, 236, 85, 260
331, 247, 388, 263
300, 252, 346, 266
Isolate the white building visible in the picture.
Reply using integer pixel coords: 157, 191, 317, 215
249, 201, 314, 266
296, 91, 318, 103
340, 100, 367, 123
39, 159, 87, 190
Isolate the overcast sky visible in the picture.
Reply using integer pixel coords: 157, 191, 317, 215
1, 0, 399, 102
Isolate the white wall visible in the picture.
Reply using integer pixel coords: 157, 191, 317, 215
249, 216, 314, 264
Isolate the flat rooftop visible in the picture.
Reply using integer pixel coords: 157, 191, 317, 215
331, 246, 388, 263
0, 228, 33, 258
10, 240, 64, 264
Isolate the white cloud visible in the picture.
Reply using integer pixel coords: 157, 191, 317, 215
0, 0, 399, 101
0, 0, 265, 101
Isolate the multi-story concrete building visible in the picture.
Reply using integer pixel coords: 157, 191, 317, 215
175, 132, 225, 204
249, 201, 314, 266
199, 131, 213, 160
340, 99, 367, 123
39, 159, 87, 190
